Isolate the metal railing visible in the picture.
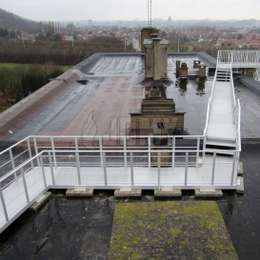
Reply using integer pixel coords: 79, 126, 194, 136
254, 69, 260, 81
0, 135, 205, 179
218, 50, 260, 68
0, 143, 240, 233
204, 51, 242, 151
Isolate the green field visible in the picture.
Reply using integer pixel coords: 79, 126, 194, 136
0, 63, 69, 112
0, 63, 69, 70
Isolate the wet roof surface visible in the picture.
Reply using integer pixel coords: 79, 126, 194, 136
0, 53, 260, 143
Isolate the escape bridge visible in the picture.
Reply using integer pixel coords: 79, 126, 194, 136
2, 49, 260, 233
0, 135, 241, 233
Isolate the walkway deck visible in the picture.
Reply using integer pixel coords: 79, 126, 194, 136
0, 154, 238, 233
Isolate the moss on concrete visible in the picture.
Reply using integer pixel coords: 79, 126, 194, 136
109, 201, 238, 260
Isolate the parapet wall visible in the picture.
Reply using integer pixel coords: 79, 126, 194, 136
0, 69, 79, 131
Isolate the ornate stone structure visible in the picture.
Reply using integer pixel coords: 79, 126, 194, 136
130, 81, 184, 136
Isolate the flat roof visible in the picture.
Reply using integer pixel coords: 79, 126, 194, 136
0, 52, 260, 144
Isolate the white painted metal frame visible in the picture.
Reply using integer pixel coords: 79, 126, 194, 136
218, 50, 260, 68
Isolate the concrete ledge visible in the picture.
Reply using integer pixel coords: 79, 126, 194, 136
0, 69, 79, 131
154, 187, 182, 198
195, 188, 223, 198
30, 192, 52, 212
236, 177, 245, 195
238, 162, 244, 177
114, 188, 142, 198
66, 188, 94, 198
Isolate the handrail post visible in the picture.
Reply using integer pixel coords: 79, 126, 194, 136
99, 137, 107, 186
103, 152, 108, 186
75, 137, 82, 186
231, 152, 237, 186
9, 148, 17, 180
49, 151, 56, 186
185, 152, 188, 186
172, 137, 175, 168
130, 152, 134, 187
33, 137, 40, 166
148, 136, 151, 168
51, 137, 57, 168
211, 152, 216, 186
0, 189, 9, 222
196, 137, 200, 165
158, 152, 161, 190
21, 168, 30, 203
27, 138, 34, 169
123, 136, 127, 167
40, 154, 47, 188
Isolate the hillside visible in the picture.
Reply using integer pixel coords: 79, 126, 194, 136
0, 8, 39, 32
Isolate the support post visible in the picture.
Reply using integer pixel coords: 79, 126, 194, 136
0, 189, 9, 222
40, 154, 47, 188
75, 138, 82, 186
33, 137, 40, 166
130, 152, 134, 187
211, 152, 216, 186
99, 137, 107, 186
49, 151, 55, 186
21, 168, 30, 203
185, 152, 189, 186
172, 137, 175, 168
103, 152, 108, 186
51, 137, 57, 168
196, 137, 200, 165
158, 152, 161, 190
9, 149, 17, 180
148, 136, 151, 168
231, 152, 237, 186
123, 136, 127, 167
27, 138, 34, 168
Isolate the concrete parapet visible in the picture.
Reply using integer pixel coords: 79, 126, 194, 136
30, 192, 52, 212
236, 176, 245, 195
0, 69, 79, 131
114, 188, 142, 198
238, 162, 244, 177
154, 187, 182, 198
195, 188, 223, 198
66, 188, 94, 198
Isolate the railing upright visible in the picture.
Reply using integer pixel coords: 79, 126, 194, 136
21, 168, 30, 203
48, 151, 56, 186
123, 136, 127, 167
99, 137, 108, 186
9, 149, 16, 180
130, 152, 134, 187
75, 138, 82, 186
0, 189, 9, 222
40, 155, 47, 188
211, 152, 216, 186
148, 136, 151, 168
172, 137, 175, 168
185, 152, 188, 186
51, 137, 57, 168
157, 153, 161, 190
33, 137, 40, 166
27, 138, 34, 168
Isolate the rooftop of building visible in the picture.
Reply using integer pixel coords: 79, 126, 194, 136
0, 51, 259, 147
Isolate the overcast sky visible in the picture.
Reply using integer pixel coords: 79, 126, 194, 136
1, 0, 260, 21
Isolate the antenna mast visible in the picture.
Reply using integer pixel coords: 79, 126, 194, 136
148, 0, 153, 27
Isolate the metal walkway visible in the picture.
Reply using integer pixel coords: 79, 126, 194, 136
203, 50, 260, 151
0, 135, 241, 233
204, 65, 240, 150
